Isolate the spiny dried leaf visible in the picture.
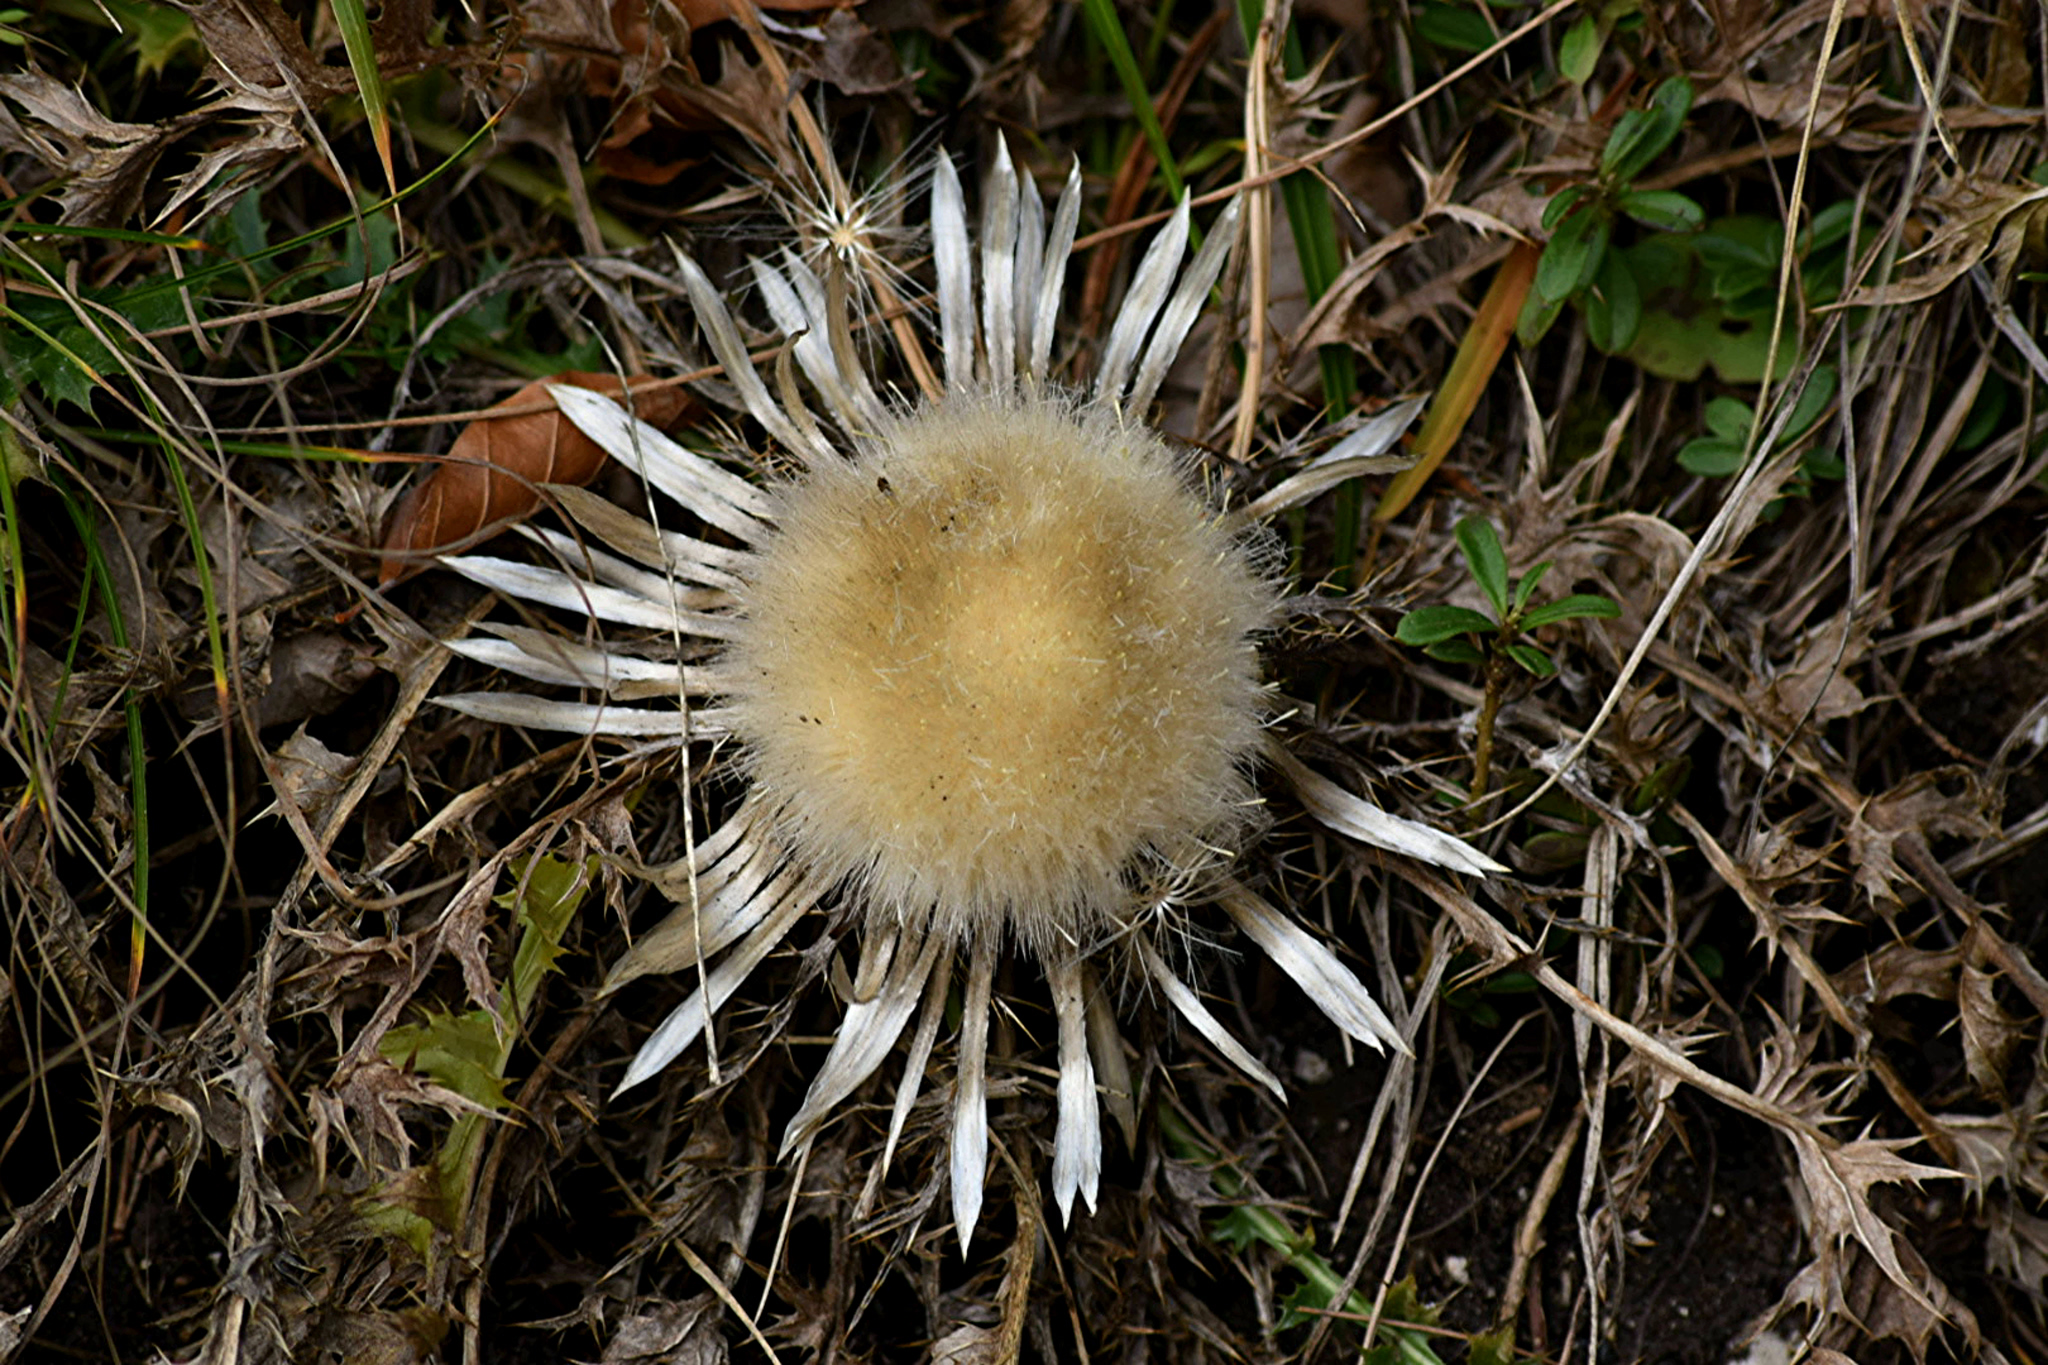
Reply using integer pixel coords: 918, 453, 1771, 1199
378, 373, 691, 587
259, 725, 358, 825
1957, 963, 2024, 1098
600, 1298, 721, 1363
1845, 768, 1998, 912
1788, 1131, 1958, 1314
156, 93, 306, 227
1844, 941, 1959, 1006
0, 70, 179, 226
164, 0, 350, 96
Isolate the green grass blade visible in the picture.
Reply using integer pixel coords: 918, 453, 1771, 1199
1081, 0, 1185, 201
330, 0, 395, 194
81, 428, 373, 461
0, 219, 211, 251
60, 479, 151, 996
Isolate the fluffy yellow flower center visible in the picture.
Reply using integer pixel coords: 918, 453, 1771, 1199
724, 393, 1274, 953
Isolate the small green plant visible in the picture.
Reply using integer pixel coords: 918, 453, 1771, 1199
1396, 518, 1619, 801
1518, 75, 1704, 349
1160, 1102, 1463, 1357
1555, 0, 1646, 86
1677, 364, 1843, 516
1618, 203, 1864, 384
363, 854, 591, 1261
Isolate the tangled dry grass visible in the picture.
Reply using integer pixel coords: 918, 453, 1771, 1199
1, 0, 2045, 1360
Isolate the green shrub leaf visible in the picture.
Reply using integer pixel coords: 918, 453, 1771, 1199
1397, 604, 1498, 644
1426, 638, 1488, 665
1522, 593, 1622, 627
1558, 14, 1601, 84
1678, 436, 1747, 476
1585, 248, 1641, 352
1454, 517, 1512, 618
1601, 76, 1693, 183
1535, 205, 1609, 306
1616, 189, 1704, 233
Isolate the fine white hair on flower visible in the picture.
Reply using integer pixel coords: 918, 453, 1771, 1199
434, 140, 1504, 1250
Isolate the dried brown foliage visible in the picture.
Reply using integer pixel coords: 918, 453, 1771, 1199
377, 372, 693, 586
3, 0, 2046, 1361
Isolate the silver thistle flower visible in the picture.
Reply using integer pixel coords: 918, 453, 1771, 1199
435, 142, 1501, 1249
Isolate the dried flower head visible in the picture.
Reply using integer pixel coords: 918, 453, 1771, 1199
726, 391, 1272, 957
437, 143, 1500, 1248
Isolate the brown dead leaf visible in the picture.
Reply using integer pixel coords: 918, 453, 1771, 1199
929, 1325, 1003, 1365
1841, 941, 1958, 1007
1957, 961, 2024, 1098
601, 1298, 722, 1364
1846, 768, 1998, 913
672, 0, 844, 28
1789, 1132, 1956, 1314
1762, 615, 1875, 733
1987, 1208, 2048, 1289
253, 630, 382, 730
1837, 174, 2048, 309
0, 70, 181, 226
1751, 1019, 1960, 1325
804, 10, 912, 99
260, 726, 360, 826
0, 66, 314, 230
378, 373, 691, 587
155, 92, 307, 228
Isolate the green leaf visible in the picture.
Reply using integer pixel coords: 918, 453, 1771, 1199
1470, 1327, 1519, 1365
1535, 205, 1608, 306
1600, 76, 1694, 183
328, 0, 395, 193
1540, 183, 1591, 232
1629, 755, 1692, 813
500, 854, 593, 1021
1704, 395, 1754, 442
1639, 76, 1696, 163
380, 1010, 512, 1111
1426, 638, 1487, 665
1455, 517, 1511, 618
1522, 593, 1621, 627
1515, 289, 1567, 348
1599, 108, 1658, 183
1512, 559, 1553, 612
1086, 0, 1184, 200
1414, 1, 1497, 52
1625, 303, 1798, 384
1678, 436, 1747, 476
1506, 642, 1556, 676
1616, 189, 1704, 233
1584, 247, 1640, 353
1956, 372, 2008, 451
1397, 604, 1498, 644
1779, 362, 1838, 439
1523, 829, 1592, 868
1803, 450, 1846, 480
1558, 13, 1601, 84
1807, 199, 1859, 253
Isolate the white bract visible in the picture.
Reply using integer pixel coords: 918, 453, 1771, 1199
436, 143, 1502, 1250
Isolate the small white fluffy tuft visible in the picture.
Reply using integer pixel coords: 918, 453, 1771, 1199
722, 391, 1276, 956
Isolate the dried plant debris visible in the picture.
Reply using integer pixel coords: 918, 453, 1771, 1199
3, 0, 2047, 1362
